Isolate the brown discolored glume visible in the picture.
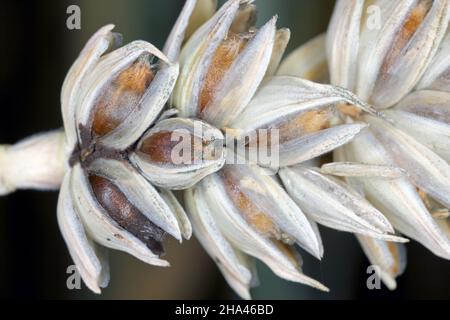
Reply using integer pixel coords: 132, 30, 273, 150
378, 0, 432, 82
274, 240, 302, 268
245, 108, 331, 150
89, 174, 165, 255
220, 167, 280, 238
199, 32, 252, 113
276, 109, 331, 144
338, 103, 362, 119
91, 54, 155, 137
139, 130, 209, 165
387, 242, 400, 275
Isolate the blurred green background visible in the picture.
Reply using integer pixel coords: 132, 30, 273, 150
0, 0, 449, 299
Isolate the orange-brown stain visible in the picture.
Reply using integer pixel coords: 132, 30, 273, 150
274, 241, 301, 268
221, 170, 279, 238
92, 55, 154, 137
304, 61, 328, 83
280, 110, 330, 140
417, 188, 432, 209
387, 242, 400, 275
380, 0, 432, 78
199, 33, 250, 113
249, 109, 331, 149
338, 103, 362, 119
279, 109, 330, 143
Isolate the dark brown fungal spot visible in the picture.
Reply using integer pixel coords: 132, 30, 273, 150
199, 32, 251, 113
91, 54, 155, 137
89, 174, 165, 255
139, 130, 207, 165
70, 123, 129, 167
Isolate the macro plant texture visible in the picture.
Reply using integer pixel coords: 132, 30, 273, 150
274, 0, 450, 291
0, 0, 449, 300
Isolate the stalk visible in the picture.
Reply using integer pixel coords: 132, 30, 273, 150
0, 129, 67, 195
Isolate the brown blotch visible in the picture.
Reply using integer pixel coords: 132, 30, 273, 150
89, 174, 165, 255
199, 32, 251, 113
91, 55, 155, 137
221, 170, 279, 238
278, 109, 331, 143
139, 130, 206, 165
274, 241, 301, 268
304, 61, 328, 83
338, 103, 362, 119
418, 188, 449, 219
248, 109, 331, 150
380, 0, 432, 78
417, 188, 432, 208
387, 242, 400, 275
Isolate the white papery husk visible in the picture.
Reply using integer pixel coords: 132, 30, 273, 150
366, 115, 450, 211
386, 90, 450, 162
417, 28, 450, 92
2, 2, 215, 295
159, 189, 193, 240
230, 76, 374, 135
77, 42, 178, 150
435, 217, 450, 239
131, 118, 226, 190
277, 33, 328, 83
69, 163, 171, 265
61, 24, 179, 154
201, 17, 277, 128
172, 0, 280, 128
327, 0, 450, 108
356, 235, 407, 290
319, 162, 406, 179
172, 0, 242, 118
265, 28, 291, 78
230, 76, 376, 167
57, 171, 109, 294
331, 147, 409, 291
185, 171, 329, 294
344, 128, 450, 260
320, 0, 450, 267
87, 158, 189, 242
164, 0, 204, 62
59, 162, 191, 292
185, 187, 254, 299
55, 4, 206, 293
279, 166, 409, 242
219, 164, 324, 258
61, 24, 121, 154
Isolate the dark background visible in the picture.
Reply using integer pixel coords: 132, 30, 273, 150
0, 0, 449, 299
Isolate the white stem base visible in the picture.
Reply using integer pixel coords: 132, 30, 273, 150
0, 129, 67, 196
